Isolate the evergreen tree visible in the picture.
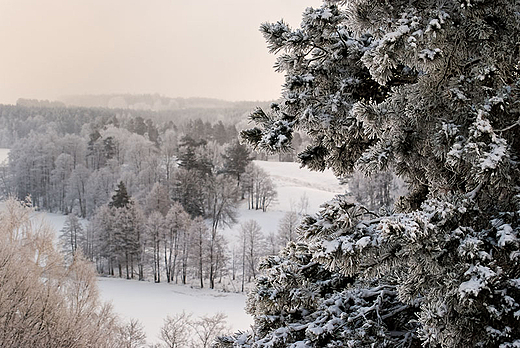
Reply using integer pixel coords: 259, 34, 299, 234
110, 181, 130, 209
174, 136, 213, 216
222, 140, 254, 186
223, 1, 520, 347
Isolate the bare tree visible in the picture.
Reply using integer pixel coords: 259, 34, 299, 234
206, 174, 238, 289
190, 313, 228, 348
164, 203, 190, 283
238, 220, 265, 290
190, 216, 209, 288
159, 312, 228, 348
242, 163, 276, 211
118, 319, 147, 348
51, 153, 74, 212
277, 211, 300, 248
160, 129, 178, 188
59, 212, 83, 257
147, 211, 165, 283
0, 198, 126, 348
66, 164, 90, 217
144, 182, 171, 217
160, 312, 192, 348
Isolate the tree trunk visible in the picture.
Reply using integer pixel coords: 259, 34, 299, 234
125, 250, 130, 279
164, 242, 170, 283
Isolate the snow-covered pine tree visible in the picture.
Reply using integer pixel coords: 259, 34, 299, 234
221, 0, 520, 347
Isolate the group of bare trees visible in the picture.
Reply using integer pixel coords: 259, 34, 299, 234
59, 177, 294, 294
241, 164, 276, 212
69, 179, 237, 290
159, 312, 228, 348
1, 106, 294, 297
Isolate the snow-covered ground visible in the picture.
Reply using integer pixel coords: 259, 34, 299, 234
0, 148, 8, 164
255, 160, 344, 211
108, 161, 345, 343
98, 277, 252, 343
101, 160, 345, 344
0, 148, 346, 344
220, 160, 345, 242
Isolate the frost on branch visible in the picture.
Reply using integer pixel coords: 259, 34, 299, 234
241, 105, 295, 154
233, 0, 520, 346
216, 242, 419, 348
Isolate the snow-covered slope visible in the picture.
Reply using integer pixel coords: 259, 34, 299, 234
100, 160, 345, 344
254, 160, 344, 212
220, 160, 345, 243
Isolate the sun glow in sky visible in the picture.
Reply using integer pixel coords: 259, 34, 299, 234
0, 0, 322, 104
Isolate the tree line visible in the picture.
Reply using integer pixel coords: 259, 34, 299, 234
1, 109, 287, 289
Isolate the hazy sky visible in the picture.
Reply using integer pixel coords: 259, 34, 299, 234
0, 0, 323, 104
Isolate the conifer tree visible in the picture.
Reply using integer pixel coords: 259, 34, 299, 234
221, 1, 520, 347
109, 181, 130, 209
222, 140, 254, 186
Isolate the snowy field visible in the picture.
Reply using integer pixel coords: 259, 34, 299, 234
0, 148, 346, 344
98, 277, 252, 343
220, 160, 346, 243
254, 160, 344, 212
102, 160, 345, 343
0, 148, 8, 164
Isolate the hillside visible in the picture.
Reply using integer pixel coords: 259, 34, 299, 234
0, 148, 346, 344
99, 160, 345, 343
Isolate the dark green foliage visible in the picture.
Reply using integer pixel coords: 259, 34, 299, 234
222, 140, 254, 183
177, 136, 213, 175
225, 0, 520, 347
216, 242, 420, 348
109, 181, 131, 209
174, 136, 214, 216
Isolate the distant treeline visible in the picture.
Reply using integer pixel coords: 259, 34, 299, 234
0, 98, 272, 148
57, 94, 270, 111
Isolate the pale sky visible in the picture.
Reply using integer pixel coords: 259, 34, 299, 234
0, 0, 323, 104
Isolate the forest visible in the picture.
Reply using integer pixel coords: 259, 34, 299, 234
0, 101, 287, 290
0, 96, 400, 292
3, 0, 517, 346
